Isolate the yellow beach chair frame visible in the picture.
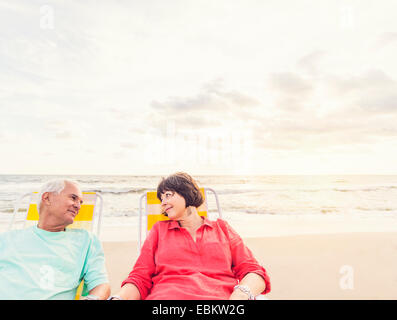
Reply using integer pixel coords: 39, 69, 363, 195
138, 187, 222, 253
8, 191, 104, 300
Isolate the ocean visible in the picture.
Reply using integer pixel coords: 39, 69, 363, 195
1, 175, 397, 225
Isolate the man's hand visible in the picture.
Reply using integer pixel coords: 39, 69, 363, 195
82, 283, 110, 300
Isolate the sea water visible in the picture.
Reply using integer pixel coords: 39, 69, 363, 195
1, 174, 397, 223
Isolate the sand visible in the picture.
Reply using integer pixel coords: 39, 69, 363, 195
2, 214, 396, 299
102, 229, 397, 299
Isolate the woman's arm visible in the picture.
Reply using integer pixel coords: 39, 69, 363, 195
110, 283, 141, 300
220, 220, 271, 297
229, 272, 266, 300
111, 223, 160, 300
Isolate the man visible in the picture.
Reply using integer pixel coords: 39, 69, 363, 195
0, 179, 110, 300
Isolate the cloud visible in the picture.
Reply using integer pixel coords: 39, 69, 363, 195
55, 130, 73, 140
151, 80, 260, 113
253, 61, 397, 153
326, 69, 395, 96
374, 32, 397, 49
148, 81, 261, 131
297, 50, 326, 75
323, 69, 397, 116
1, 1, 397, 174
267, 72, 313, 112
145, 65, 396, 156
120, 142, 138, 149
357, 91, 397, 114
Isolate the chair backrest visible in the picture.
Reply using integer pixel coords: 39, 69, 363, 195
138, 187, 222, 252
9, 192, 103, 236
8, 191, 104, 300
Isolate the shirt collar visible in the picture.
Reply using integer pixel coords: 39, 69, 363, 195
168, 216, 214, 230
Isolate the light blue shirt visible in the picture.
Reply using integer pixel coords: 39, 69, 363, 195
0, 225, 108, 300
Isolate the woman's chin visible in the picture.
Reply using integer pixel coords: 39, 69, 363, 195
166, 210, 179, 220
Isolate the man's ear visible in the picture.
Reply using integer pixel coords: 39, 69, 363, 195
41, 192, 51, 206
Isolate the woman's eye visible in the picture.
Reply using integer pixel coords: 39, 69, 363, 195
161, 192, 172, 201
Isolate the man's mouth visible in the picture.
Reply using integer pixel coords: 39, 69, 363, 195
68, 210, 77, 217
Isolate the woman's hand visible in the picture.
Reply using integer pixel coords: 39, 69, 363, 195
110, 283, 141, 300
229, 289, 251, 300
229, 273, 266, 300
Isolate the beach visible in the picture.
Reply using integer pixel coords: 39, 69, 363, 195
1, 212, 396, 299
2, 0, 397, 303
1, 174, 397, 299
100, 214, 397, 300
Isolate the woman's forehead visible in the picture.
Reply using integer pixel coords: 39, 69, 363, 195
160, 190, 175, 196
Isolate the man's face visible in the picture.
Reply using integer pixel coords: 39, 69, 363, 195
46, 182, 83, 227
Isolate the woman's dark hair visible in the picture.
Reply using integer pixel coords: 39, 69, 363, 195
157, 172, 204, 208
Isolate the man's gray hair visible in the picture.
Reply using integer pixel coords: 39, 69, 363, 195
37, 179, 80, 213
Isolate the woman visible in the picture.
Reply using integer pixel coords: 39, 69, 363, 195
111, 172, 270, 300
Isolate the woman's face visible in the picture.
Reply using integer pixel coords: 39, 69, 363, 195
160, 190, 187, 220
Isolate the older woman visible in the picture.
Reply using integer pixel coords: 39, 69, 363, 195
111, 172, 270, 300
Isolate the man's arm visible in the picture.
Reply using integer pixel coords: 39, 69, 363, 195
86, 283, 111, 300
81, 233, 110, 300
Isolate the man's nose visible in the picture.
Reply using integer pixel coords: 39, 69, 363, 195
74, 201, 81, 210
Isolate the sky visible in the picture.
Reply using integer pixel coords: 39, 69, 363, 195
0, 0, 396, 175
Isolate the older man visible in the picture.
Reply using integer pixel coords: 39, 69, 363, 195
0, 179, 110, 300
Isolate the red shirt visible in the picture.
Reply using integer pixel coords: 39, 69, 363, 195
122, 218, 271, 300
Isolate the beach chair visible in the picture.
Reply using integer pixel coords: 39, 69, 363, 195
8, 191, 104, 300
138, 187, 222, 252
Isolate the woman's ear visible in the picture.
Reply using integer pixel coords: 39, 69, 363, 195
186, 206, 197, 216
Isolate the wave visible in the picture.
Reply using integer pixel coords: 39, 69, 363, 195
333, 186, 397, 192
0, 208, 24, 214
216, 189, 259, 195
244, 209, 277, 215
356, 206, 394, 212
86, 187, 148, 195
221, 186, 397, 194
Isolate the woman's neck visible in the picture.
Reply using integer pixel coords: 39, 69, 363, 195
178, 206, 203, 230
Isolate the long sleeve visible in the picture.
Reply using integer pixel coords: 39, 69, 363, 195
221, 220, 271, 294
121, 223, 159, 299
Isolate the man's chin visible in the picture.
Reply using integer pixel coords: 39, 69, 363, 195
65, 215, 76, 226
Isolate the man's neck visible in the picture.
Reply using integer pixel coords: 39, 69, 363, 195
37, 221, 66, 232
